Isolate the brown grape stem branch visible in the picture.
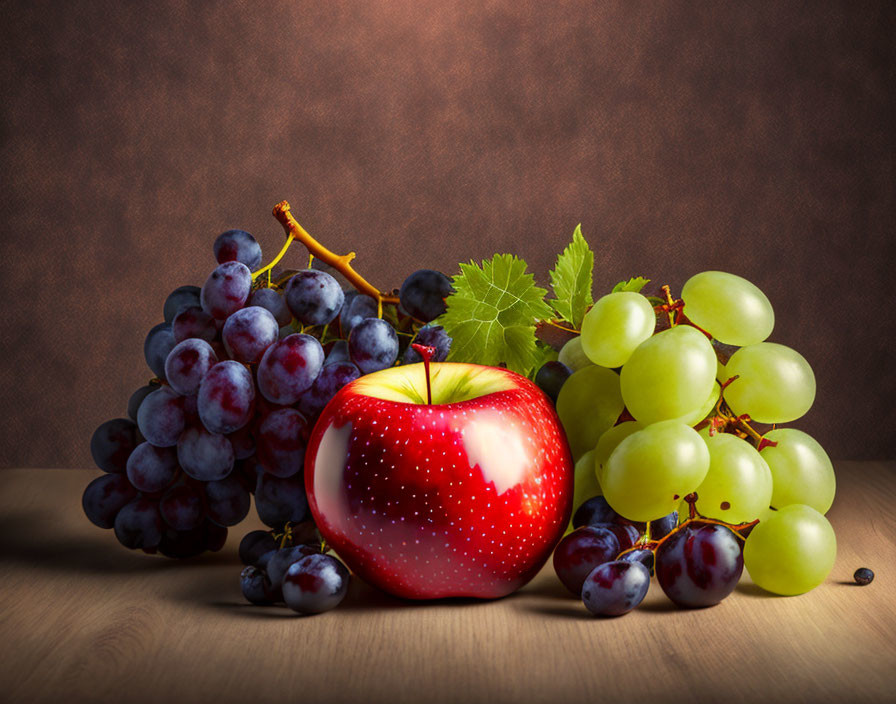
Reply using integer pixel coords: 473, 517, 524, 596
264, 201, 400, 306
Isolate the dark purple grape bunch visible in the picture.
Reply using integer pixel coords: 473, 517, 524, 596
238, 525, 350, 614
85, 228, 458, 558
554, 493, 748, 616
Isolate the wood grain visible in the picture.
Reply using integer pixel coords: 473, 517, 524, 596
1, 462, 894, 704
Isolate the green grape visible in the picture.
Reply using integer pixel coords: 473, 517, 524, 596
681, 271, 774, 346
761, 429, 835, 514
594, 421, 642, 484
620, 325, 716, 425
567, 449, 601, 533
743, 504, 836, 595
694, 433, 773, 523
558, 336, 594, 372
580, 292, 656, 368
724, 343, 816, 424
556, 365, 624, 460
677, 383, 720, 426
602, 420, 710, 522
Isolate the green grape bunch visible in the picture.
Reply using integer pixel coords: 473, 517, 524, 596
554, 269, 836, 598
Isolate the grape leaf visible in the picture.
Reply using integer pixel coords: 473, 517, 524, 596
548, 225, 594, 329
612, 276, 650, 293
437, 254, 552, 375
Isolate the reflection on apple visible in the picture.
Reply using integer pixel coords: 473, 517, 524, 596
305, 361, 573, 599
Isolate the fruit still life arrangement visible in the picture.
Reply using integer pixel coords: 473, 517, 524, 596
84, 199, 860, 617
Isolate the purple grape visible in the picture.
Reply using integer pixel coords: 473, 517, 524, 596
854, 568, 874, 586
163, 285, 201, 323
206, 521, 229, 552
552, 526, 621, 595
340, 294, 378, 335
214, 229, 262, 269
227, 424, 256, 460
591, 522, 641, 553
159, 484, 205, 531
127, 384, 158, 422
403, 325, 452, 364
399, 269, 453, 322
256, 548, 278, 571
324, 339, 351, 365
572, 495, 647, 533
90, 418, 139, 473
284, 270, 345, 326
239, 530, 277, 566
222, 306, 278, 363
126, 442, 179, 493
255, 472, 309, 528
144, 322, 177, 379
311, 257, 353, 291
348, 318, 398, 373
201, 261, 252, 320
241, 565, 276, 605
650, 511, 679, 540
534, 361, 572, 403
172, 305, 217, 343
177, 425, 234, 481
256, 408, 309, 478
257, 334, 324, 404
283, 554, 350, 614
82, 474, 138, 529
267, 544, 319, 593
164, 339, 218, 396
205, 476, 250, 526
582, 560, 651, 616
655, 523, 744, 608
248, 287, 292, 326
197, 360, 256, 434
572, 495, 621, 529
114, 498, 163, 549
137, 386, 186, 447
298, 362, 361, 419
618, 547, 655, 576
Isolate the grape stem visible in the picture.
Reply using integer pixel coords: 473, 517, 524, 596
625, 493, 759, 558
542, 319, 579, 334
266, 201, 401, 306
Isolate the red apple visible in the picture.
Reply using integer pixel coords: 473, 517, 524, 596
304, 362, 574, 599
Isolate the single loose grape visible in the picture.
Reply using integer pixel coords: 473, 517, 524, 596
558, 336, 594, 372
580, 292, 656, 368
681, 271, 774, 346
724, 343, 816, 424
760, 429, 835, 514
853, 568, 874, 586
620, 325, 717, 425
695, 433, 773, 523
602, 420, 710, 522
556, 365, 624, 460
743, 504, 836, 595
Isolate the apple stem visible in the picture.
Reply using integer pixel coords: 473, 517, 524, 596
412, 343, 437, 404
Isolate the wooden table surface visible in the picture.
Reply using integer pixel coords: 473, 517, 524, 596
1, 463, 894, 704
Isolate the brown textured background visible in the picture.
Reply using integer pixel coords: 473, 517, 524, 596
1, 0, 894, 468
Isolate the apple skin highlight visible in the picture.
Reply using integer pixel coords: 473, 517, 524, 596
305, 363, 574, 599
